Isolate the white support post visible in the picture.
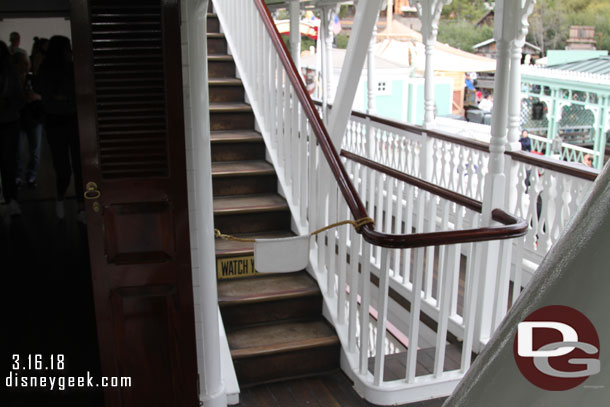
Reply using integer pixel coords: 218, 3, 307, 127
594, 101, 607, 169
327, 0, 384, 148
414, 0, 451, 181
387, 0, 394, 32
320, 5, 332, 122
414, 0, 450, 130
367, 19, 378, 115
505, 0, 536, 211
476, 0, 536, 347
185, 1, 225, 406
289, 0, 301, 76
475, 0, 511, 346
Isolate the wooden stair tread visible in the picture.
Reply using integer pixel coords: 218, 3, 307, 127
207, 32, 225, 38
228, 319, 338, 358
214, 194, 289, 215
211, 130, 262, 144
212, 160, 274, 177
210, 102, 253, 113
208, 54, 233, 61
218, 272, 319, 305
215, 230, 294, 257
208, 77, 243, 86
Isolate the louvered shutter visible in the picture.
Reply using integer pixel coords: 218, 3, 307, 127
71, 0, 199, 405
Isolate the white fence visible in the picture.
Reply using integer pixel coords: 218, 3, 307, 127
342, 111, 600, 279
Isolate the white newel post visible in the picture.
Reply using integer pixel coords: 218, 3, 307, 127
186, 0, 225, 405
475, 0, 515, 347
289, 0, 301, 76
414, 0, 451, 181
505, 0, 536, 213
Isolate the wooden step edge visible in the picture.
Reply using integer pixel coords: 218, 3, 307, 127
230, 336, 339, 360
208, 54, 233, 61
209, 103, 253, 113
213, 204, 290, 216
208, 78, 243, 86
207, 32, 225, 38
214, 242, 254, 258
219, 287, 321, 307
212, 164, 275, 178
207, 12, 217, 18
210, 131, 263, 144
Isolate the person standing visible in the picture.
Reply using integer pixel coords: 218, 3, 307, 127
15, 40, 44, 187
36, 35, 83, 220
8, 32, 27, 56
0, 41, 26, 216
519, 129, 532, 152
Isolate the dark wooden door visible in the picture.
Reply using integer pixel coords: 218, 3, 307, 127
70, 0, 199, 405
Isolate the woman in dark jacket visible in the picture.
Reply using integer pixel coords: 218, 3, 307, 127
0, 41, 26, 216
36, 35, 83, 220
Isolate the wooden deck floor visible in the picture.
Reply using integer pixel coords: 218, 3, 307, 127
236, 370, 446, 407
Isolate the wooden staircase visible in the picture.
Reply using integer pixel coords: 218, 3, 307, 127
207, 11, 340, 387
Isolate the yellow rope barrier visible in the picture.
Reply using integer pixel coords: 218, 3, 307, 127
214, 217, 374, 243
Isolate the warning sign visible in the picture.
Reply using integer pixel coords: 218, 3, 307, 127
217, 256, 257, 279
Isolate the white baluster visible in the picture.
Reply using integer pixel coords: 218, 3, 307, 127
348, 229, 361, 352
359, 243, 372, 375
373, 248, 391, 386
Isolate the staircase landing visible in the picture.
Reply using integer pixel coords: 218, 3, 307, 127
236, 370, 447, 407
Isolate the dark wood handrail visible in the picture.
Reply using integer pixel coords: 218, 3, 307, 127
253, 0, 526, 249
341, 151, 482, 213
506, 150, 599, 181
315, 99, 601, 181
342, 151, 528, 248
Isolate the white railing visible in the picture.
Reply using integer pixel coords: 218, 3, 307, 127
529, 133, 600, 164
505, 153, 597, 272
522, 64, 610, 87
214, 1, 527, 405
341, 109, 600, 281
433, 117, 598, 167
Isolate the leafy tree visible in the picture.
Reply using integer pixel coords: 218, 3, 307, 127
441, 0, 489, 23
528, 0, 610, 53
438, 20, 493, 52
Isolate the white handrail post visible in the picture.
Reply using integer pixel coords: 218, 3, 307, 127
475, 0, 515, 347
289, 0, 301, 77
414, 0, 451, 181
185, 0, 226, 405
328, 0, 384, 148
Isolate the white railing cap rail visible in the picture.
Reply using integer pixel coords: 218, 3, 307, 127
521, 65, 610, 87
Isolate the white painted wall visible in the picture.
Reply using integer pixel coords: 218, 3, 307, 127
0, 17, 71, 55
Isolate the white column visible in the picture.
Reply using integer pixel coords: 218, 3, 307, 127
327, 0, 384, 148
476, 0, 538, 347
414, 0, 451, 182
186, 1, 225, 406
289, 0, 301, 76
320, 6, 331, 122
415, 0, 450, 130
367, 20, 378, 115
387, 0, 394, 32
324, 7, 335, 108
505, 0, 536, 211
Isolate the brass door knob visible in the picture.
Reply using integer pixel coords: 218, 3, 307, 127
84, 181, 101, 200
